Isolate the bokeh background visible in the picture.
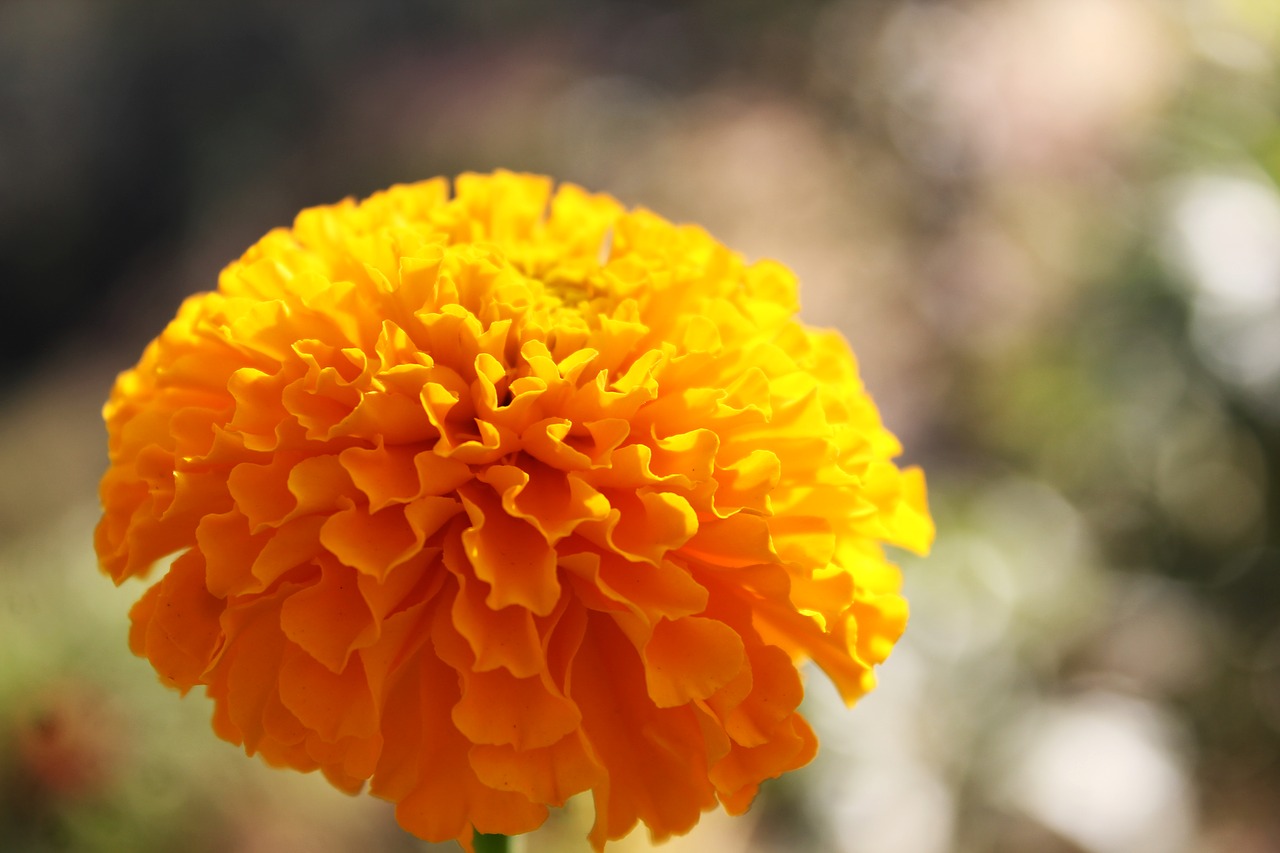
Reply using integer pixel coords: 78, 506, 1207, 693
3, 0, 1280, 850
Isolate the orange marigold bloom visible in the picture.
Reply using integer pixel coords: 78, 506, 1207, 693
96, 171, 933, 849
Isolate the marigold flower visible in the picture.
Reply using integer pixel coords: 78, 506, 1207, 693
96, 170, 933, 849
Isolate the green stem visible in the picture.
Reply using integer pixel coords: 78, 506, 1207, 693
472, 832, 510, 853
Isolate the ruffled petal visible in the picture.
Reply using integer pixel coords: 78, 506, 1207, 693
573, 613, 718, 848
128, 550, 223, 690
643, 616, 746, 708
459, 483, 560, 616
279, 558, 379, 672
469, 729, 603, 806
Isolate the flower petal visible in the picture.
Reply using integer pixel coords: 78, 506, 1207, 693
433, 613, 580, 750
573, 613, 718, 848
459, 483, 560, 616
643, 616, 745, 708
280, 559, 379, 673
129, 550, 224, 690
469, 730, 603, 806
320, 496, 459, 580
277, 640, 379, 743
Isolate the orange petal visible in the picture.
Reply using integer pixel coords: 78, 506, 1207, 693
356, 548, 442, 626
479, 461, 610, 543
250, 514, 327, 590
277, 640, 379, 743
226, 365, 297, 451
643, 617, 745, 708
119, 466, 234, 579
578, 489, 697, 566
579, 418, 632, 466
714, 642, 803, 749
611, 490, 698, 565
391, 635, 548, 844
320, 496, 458, 580
311, 730, 383, 794
343, 387, 439, 444
712, 448, 779, 517
710, 714, 816, 813
521, 417, 593, 471
681, 512, 777, 568
196, 510, 270, 597
227, 452, 305, 530
433, 613, 580, 750
448, 568, 545, 678
365, 599, 439, 802
281, 373, 358, 440
285, 454, 359, 517
469, 729, 604, 806
648, 428, 719, 487
130, 550, 224, 690
459, 483, 560, 616
453, 667, 580, 750
767, 515, 835, 569
594, 552, 709, 623
205, 582, 302, 753
340, 441, 471, 511
748, 587, 872, 706
572, 612, 717, 848
280, 559, 379, 672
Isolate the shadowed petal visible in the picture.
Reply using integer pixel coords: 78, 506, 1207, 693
643, 616, 745, 708
459, 483, 560, 615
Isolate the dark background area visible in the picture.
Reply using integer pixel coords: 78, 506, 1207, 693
1, 0, 841, 381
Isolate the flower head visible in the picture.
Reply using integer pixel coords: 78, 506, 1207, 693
96, 170, 932, 849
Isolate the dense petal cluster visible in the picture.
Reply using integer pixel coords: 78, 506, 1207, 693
96, 171, 932, 849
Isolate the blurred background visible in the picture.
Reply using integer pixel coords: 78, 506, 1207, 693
2, 0, 1279, 850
